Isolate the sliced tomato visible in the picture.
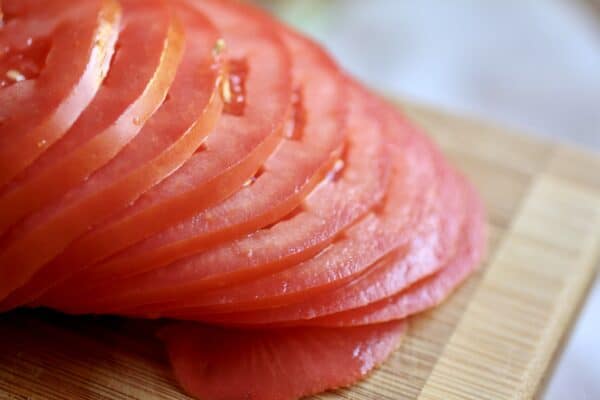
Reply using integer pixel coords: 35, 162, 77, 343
0, 2, 223, 310
301, 184, 485, 327
25, 0, 292, 289
0, 0, 185, 234
160, 321, 404, 400
192, 166, 469, 327
190, 178, 482, 328
42, 85, 389, 313
117, 96, 446, 317
46, 21, 348, 299
0, 0, 121, 187
0, 0, 185, 301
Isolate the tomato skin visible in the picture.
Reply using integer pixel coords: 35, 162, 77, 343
0, 0, 185, 302
0, 0, 122, 187
158, 179, 484, 400
0, 1, 223, 311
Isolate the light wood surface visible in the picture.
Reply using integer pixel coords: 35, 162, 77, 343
1, 103, 599, 400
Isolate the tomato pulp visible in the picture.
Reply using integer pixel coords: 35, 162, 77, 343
0, 0, 121, 187
33, 0, 293, 285
44, 85, 390, 314
0, 0, 184, 302
0, 0, 185, 234
190, 163, 469, 327
0, 0, 223, 310
44, 22, 349, 307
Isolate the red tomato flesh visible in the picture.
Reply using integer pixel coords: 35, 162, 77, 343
30, 0, 293, 286
43, 22, 348, 305
0, 1, 223, 310
0, 0, 185, 234
116, 95, 438, 317
160, 321, 404, 400
300, 181, 485, 328
42, 85, 390, 314
0, 0, 121, 187
0, 0, 185, 301
0, 2, 488, 400
187, 163, 470, 327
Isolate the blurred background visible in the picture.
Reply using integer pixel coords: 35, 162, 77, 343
256, 1, 600, 398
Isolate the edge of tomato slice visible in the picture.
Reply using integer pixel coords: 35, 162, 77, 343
0, 0, 186, 234
27, 0, 293, 287
0, 0, 186, 301
113, 89, 447, 317
42, 18, 350, 305
302, 178, 485, 328
186, 156, 468, 326
40, 83, 390, 314
184, 160, 472, 326
0, 0, 224, 310
0, 0, 121, 187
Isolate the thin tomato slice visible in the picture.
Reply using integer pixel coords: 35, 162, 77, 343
300, 185, 485, 328
49, 23, 348, 297
42, 85, 390, 314
0, 0, 185, 301
160, 321, 404, 400
188, 176, 482, 329
119, 95, 445, 317
29, 0, 293, 285
0, 2, 223, 310
0, 0, 121, 187
0, 0, 184, 233
193, 167, 469, 327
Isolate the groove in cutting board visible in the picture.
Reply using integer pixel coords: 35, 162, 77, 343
1, 103, 599, 400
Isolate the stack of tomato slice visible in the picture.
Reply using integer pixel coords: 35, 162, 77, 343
0, 1, 485, 399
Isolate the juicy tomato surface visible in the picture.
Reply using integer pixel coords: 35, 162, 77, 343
0, 0, 184, 302
0, 0, 185, 234
115, 92, 438, 318
43, 85, 390, 314
0, 2, 487, 400
188, 161, 469, 326
301, 181, 485, 327
45, 20, 349, 305
125, 97, 444, 317
0, 0, 121, 187
0, 0, 223, 311
32, 0, 293, 285
160, 320, 404, 400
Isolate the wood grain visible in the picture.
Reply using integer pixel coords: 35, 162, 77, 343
1, 103, 599, 400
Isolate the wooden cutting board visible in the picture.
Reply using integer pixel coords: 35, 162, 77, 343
1, 103, 599, 400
